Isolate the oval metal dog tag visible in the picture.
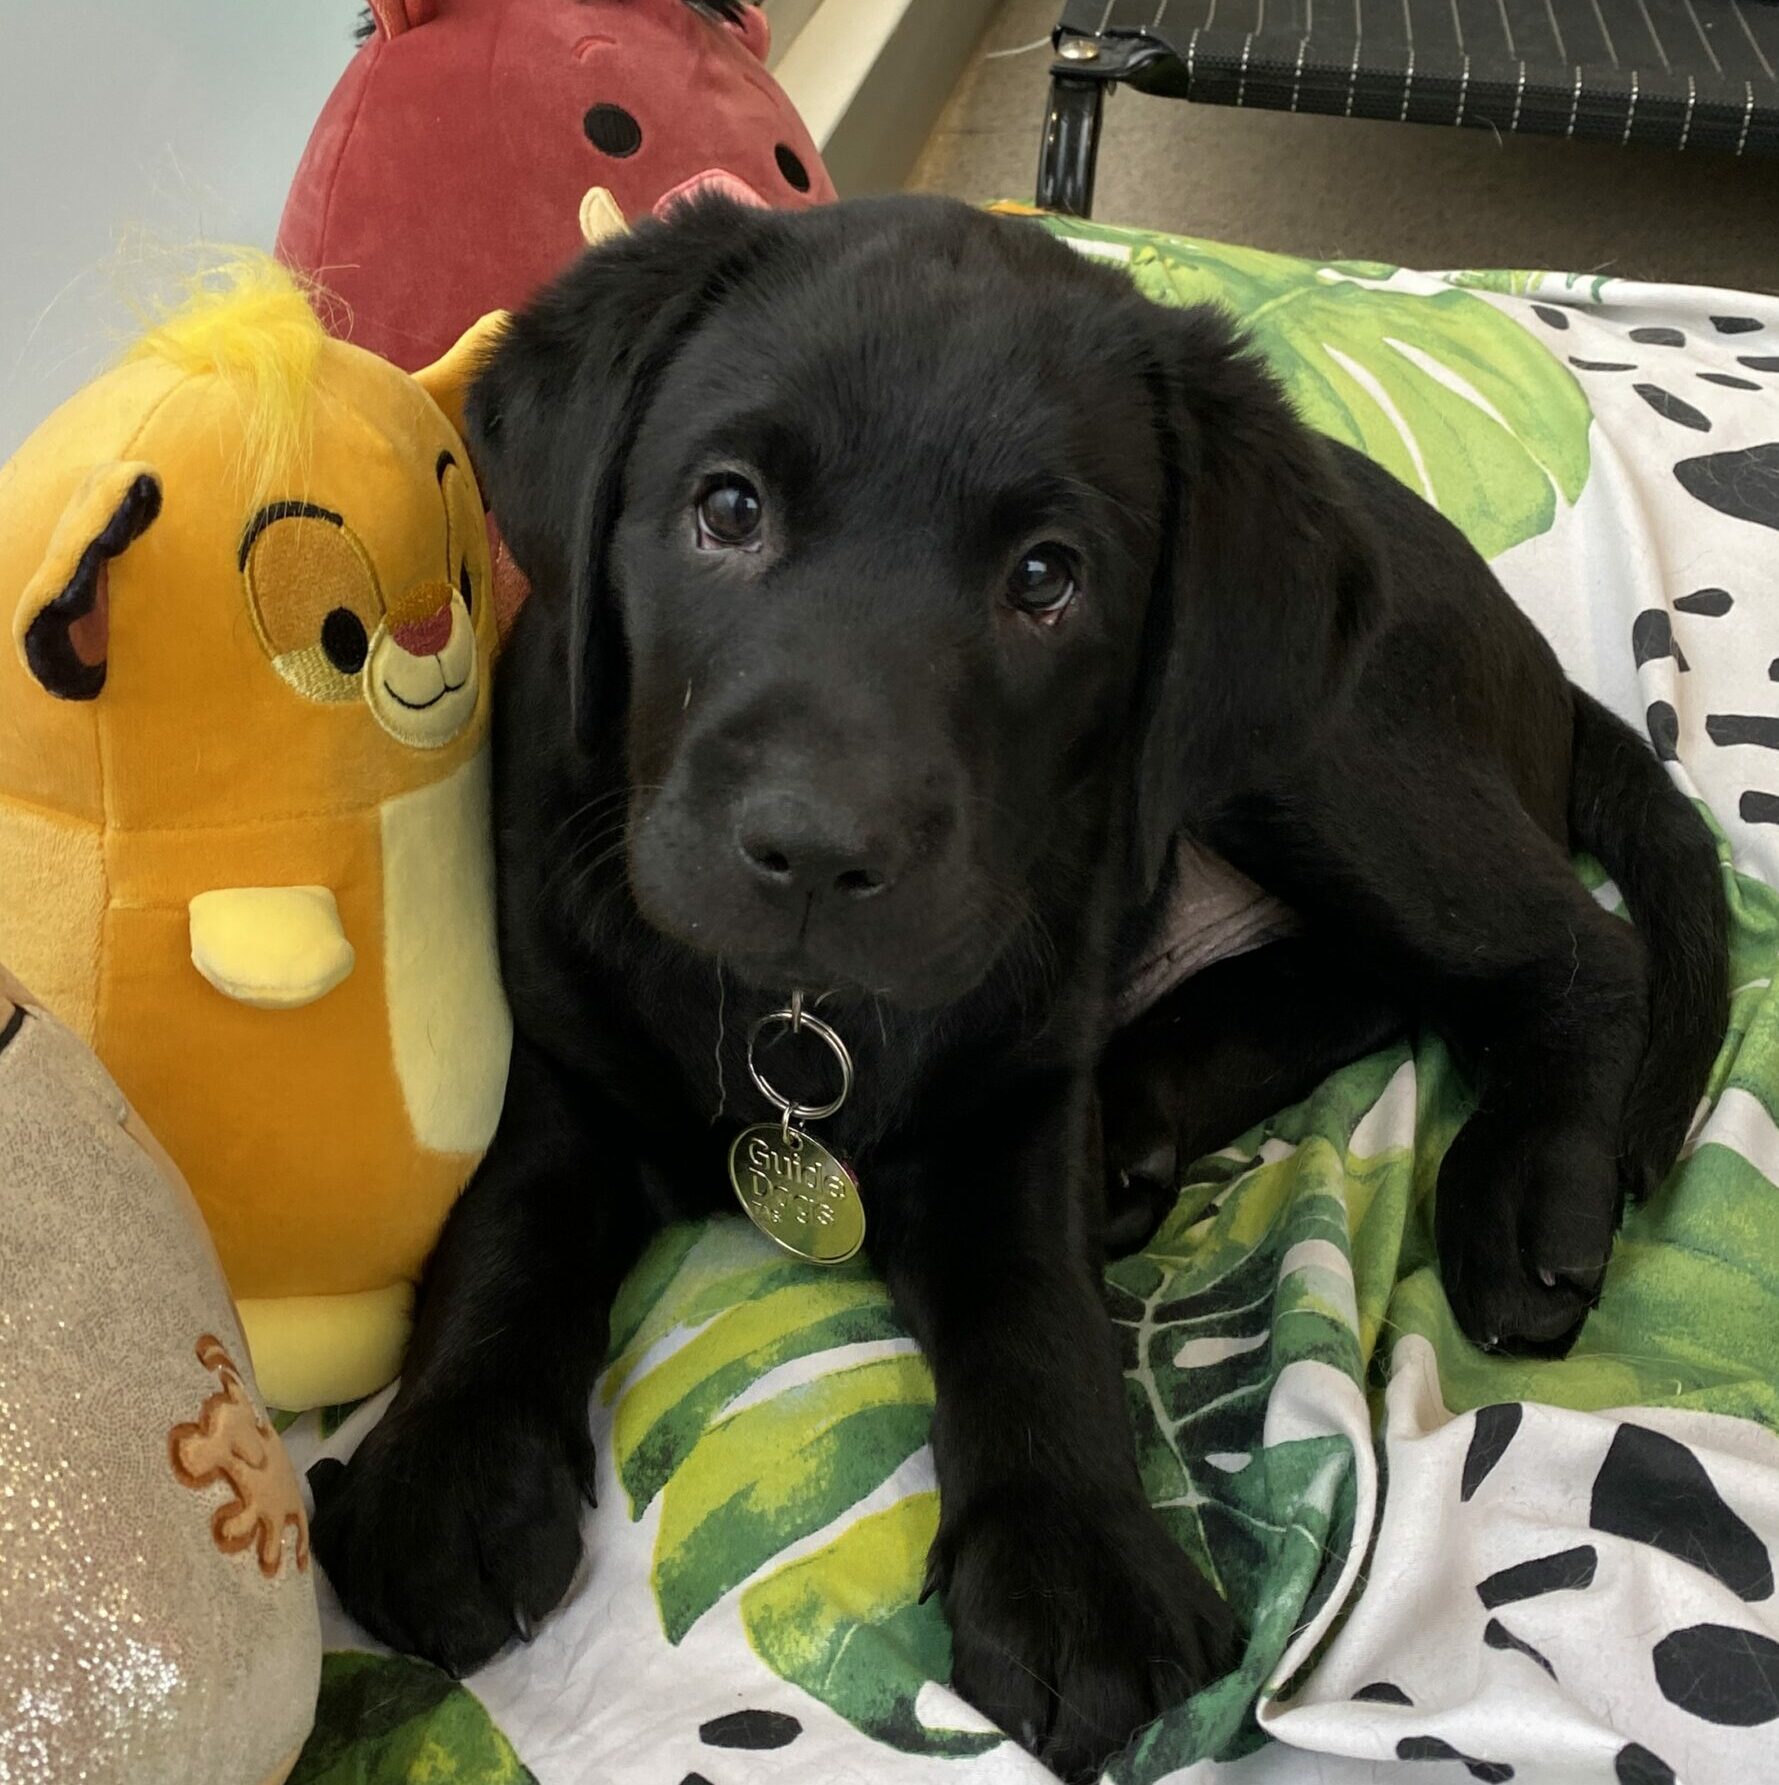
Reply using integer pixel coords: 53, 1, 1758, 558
728, 1124, 865, 1265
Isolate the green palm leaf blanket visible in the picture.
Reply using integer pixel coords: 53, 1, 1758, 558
285, 211, 1779, 1785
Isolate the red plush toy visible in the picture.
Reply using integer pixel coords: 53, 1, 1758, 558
276, 0, 835, 374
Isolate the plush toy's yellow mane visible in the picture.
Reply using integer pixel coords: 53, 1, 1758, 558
123, 252, 327, 501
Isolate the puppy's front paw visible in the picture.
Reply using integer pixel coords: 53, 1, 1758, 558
937, 1488, 1239, 1783
1437, 1110, 1618, 1357
310, 1392, 590, 1676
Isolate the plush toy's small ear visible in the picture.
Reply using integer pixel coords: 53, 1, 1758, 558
12, 463, 161, 702
414, 312, 511, 442
733, 3, 771, 63
366, 0, 436, 40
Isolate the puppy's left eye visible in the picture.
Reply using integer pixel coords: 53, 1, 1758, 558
695, 476, 764, 552
1007, 545, 1078, 622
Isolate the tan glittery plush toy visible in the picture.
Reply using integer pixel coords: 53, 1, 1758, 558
0, 963, 320, 1785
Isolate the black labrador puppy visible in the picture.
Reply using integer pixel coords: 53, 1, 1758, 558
312, 195, 1727, 1780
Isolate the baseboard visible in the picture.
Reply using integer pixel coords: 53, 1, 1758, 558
771, 0, 1004, 196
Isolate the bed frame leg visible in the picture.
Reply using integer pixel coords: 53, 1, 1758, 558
1036, 72, 1106, 217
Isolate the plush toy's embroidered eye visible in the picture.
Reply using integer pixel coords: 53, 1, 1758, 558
695, 475, 764, 551
242, 503, 383, 701
584, 103, 642, 158
438, 453, 481, 624
322, 607, 370, 675
1007, 544, 1079, 623
775, 144, 812, 193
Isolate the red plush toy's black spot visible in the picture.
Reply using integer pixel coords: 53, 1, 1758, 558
584, 103, 642, 158
775, 143, 811, 192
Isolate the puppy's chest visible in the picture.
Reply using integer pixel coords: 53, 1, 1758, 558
1113, 836, 1297, 1027
618, 985, 906, 1180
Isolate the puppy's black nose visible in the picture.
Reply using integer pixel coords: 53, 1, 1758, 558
736, 792, 898, 901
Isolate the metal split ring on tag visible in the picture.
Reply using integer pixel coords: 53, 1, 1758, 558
745, 990, 854, 1133
728, 991, 866, 1265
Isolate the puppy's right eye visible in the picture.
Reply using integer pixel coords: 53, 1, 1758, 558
1007, 544, 1078, 624
695, 476, 764, 552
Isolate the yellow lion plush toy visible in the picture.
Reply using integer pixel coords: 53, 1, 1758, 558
0, 257, 512, 1410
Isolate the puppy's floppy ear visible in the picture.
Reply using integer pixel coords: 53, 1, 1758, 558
1132, 304, 1385, 890
466, 199, 780, 750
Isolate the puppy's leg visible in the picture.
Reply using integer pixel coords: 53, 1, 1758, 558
310, 1035, 657, 1675
872, 1074, 1240, 1784
1099, 937, 1406, 1253
1219, 759, 1647, 1356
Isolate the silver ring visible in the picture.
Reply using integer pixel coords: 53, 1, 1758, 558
746, 1001, 853, 1125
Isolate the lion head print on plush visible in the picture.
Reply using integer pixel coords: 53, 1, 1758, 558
0, 255, 513, 1411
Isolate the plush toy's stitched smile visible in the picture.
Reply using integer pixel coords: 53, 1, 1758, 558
383, 668, 468, 711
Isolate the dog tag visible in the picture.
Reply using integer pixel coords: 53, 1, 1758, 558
729, 1124, 865, 1265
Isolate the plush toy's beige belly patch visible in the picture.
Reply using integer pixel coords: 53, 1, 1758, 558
379, 744, 510, 1155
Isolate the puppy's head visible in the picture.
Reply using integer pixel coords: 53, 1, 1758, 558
470, 197, 1380, 1009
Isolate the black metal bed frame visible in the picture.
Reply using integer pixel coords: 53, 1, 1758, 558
1037, 0, 1779, 217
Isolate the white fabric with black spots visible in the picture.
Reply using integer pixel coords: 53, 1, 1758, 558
1195, 1337, 1779, 1784
1478, 281, 1779, 889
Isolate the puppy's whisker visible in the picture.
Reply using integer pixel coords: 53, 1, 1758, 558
712, 959, 729, 1121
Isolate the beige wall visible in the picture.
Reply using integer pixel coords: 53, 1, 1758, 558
760, 0, 823, 64
773, 0, 1002, 195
